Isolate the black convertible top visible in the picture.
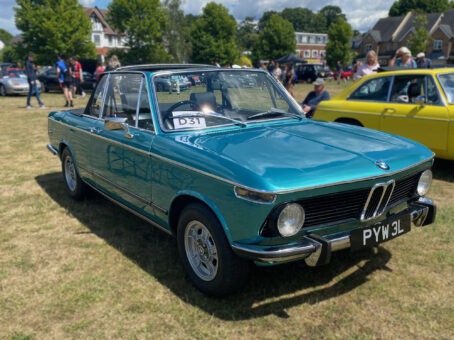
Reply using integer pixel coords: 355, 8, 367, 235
115, 64, 216, 72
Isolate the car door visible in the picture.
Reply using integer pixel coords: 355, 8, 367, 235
381, 74, 449, 154
88, 72, 157, 217
342, 76, 392, 130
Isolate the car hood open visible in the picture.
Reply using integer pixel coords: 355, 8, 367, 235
155, 120, 433, 193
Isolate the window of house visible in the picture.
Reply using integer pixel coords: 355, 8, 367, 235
366, 44, 373, 51
312, 50, 318, 58
304, 50, 311, 58
108, 36, 113, 46
320, 50, 326, 58
94, 35, 101, 47
433, 40, 443, 50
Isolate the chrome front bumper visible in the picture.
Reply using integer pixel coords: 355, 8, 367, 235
232, 198, 436, 266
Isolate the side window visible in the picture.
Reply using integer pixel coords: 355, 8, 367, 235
390, 75, 424, 104
102, 73, 142, 126
137, 81, 154, 131
426, 76, 441, 105
87, 74, 108, 117
349, 77, 391, 102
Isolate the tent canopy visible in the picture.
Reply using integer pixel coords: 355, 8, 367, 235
276, 54, 307, 64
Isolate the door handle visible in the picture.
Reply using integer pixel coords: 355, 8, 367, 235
384, 108, 396, 113
89, 127, 101, 134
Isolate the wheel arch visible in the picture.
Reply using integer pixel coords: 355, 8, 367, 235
168, 191, 232, 242
334, 117, 364, 127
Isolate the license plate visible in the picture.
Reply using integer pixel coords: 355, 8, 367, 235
350, 214, 411, 251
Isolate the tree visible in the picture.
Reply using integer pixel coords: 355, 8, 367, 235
389, 0, 451, 16
407, 15, 430, 55
0, 29, 13, 46
163, 0, 188, 62
190, 2, 239, 65
280, 8, 314, 32
14, 0, 96, 65
108, 0, 168, 64
252, 14, 296, 62
318, 5, 346, 30
257, 11, 279, 31
236, 17, 259, 52
325, 18, 353, 68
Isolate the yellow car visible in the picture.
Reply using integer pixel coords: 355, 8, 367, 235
314, 68, 454, 160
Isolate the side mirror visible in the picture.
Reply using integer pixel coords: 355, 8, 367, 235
414, 96, 425, 106
105, 117, 133, 139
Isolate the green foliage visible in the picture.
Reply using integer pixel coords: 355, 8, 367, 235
318, 5, 347, 30
408, 15, 430, 55
257, 11, 279, 31
236, 17, 259, 52
108, 0, 168, 64
389, 0, 451, 16
1, 45, 21, 63
280, 8, 327, 33
190, 2, 239, 65
14, 0, 96, 65
252, 14, 296, 63
0, 29, 13, 46
164, 0, 189, 62
326, 18, 353, 68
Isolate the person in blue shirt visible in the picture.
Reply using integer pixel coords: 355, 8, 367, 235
56, 52, 73, 107
301, 78, 330, 118
25, 53, 46, 109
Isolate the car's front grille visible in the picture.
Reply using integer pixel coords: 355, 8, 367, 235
260, 171, 422, 236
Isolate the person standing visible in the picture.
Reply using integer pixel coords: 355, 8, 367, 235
95, 61, 105, 82
70, 56, 86, 98
301, 78, 330, 118
336, 61, 343, 84
105, 54, 121, 71
56, 53, 73, 107
283, 63, 294, 97
353, 50, 380, 80
272, 62, 282, 82
389, 47, 417, 68
416, 52, 431, 69
25, 53, 46, 109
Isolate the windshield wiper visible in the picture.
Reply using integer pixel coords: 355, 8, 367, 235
170, 111, 247, 127
247, 108, 303, 121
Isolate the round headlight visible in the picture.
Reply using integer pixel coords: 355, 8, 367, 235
277, 203, 305, 237
417, 169, 432, 196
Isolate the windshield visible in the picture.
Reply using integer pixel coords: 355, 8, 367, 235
438, 73, 454, 104
3, 70, 26, 79
153, 70, 303, 132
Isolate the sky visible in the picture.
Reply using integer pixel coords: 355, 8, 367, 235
1, 0, 396, 36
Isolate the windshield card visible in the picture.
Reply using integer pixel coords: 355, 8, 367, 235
173, 111, 206, 129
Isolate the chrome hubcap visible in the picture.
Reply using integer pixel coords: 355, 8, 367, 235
184, 221, 218, 281
64, 156, 77, 192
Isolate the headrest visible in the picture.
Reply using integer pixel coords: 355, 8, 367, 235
190, 92, 217, 110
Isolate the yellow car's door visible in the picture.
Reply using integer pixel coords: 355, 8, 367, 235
381, 74, 449, 155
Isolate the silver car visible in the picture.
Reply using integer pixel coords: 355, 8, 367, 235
0, 69, 42, 96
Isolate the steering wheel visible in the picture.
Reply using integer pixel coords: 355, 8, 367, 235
166, 100, 200, 116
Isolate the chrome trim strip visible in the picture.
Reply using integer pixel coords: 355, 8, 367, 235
233, 186, 277, 205
360, 179, 395, 221
47, 144, 58, 155
82, 180, 173, 236
49, 117, 435, 195
78, 164, 168, 215
327, 234, 351, 252
231, 241, 316, 263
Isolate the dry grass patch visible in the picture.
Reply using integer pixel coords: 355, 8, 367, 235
0, 86, 453, 340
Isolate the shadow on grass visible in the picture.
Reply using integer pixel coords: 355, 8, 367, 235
432, 158, 454, 183
36, 172, 392, 320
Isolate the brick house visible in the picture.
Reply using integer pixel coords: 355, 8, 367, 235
295, 32, 328, 63
83, 6, 128, 59
357, 9, 454, 65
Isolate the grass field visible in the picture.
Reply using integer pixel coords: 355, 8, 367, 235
0, 83, 453, 340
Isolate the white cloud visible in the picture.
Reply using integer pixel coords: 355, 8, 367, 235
79, 0, 96, 6
0, 0, 18, 35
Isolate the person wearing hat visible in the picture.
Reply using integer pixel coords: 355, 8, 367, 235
301, 78, 330, 118
416, 52, 431, 69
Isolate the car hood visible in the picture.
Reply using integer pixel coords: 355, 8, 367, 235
3, 77, 28, 85
155, 120, 433, 192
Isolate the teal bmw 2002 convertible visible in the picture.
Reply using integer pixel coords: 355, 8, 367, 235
47, 64, 436, 296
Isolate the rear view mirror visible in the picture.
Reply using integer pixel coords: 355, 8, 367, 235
414, 96, 425, 106
105, 117, 133, 139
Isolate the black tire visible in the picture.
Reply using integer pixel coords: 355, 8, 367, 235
177, 203, 249, 297
0, 85, 6, 96
61, 148, 85, 200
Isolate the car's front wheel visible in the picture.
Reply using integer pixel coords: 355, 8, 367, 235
61, 148, 85, 200
177, 203, 249, 296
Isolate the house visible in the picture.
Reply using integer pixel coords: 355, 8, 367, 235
295, 32, 327, 63
357, 9, 454, 65
83, 6, 128, 58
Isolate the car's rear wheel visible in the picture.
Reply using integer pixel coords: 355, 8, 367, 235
0, 85, 6, 96
61, 148, 85, 200
177, 203, 249, 296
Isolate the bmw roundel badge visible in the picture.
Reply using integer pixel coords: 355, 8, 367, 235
376, 161, 390, 171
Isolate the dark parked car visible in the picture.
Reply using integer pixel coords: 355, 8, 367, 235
38, 67, 96, 92
295, 63, 331, 83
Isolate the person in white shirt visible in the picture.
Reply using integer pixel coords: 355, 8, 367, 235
354, 50, 380, 80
